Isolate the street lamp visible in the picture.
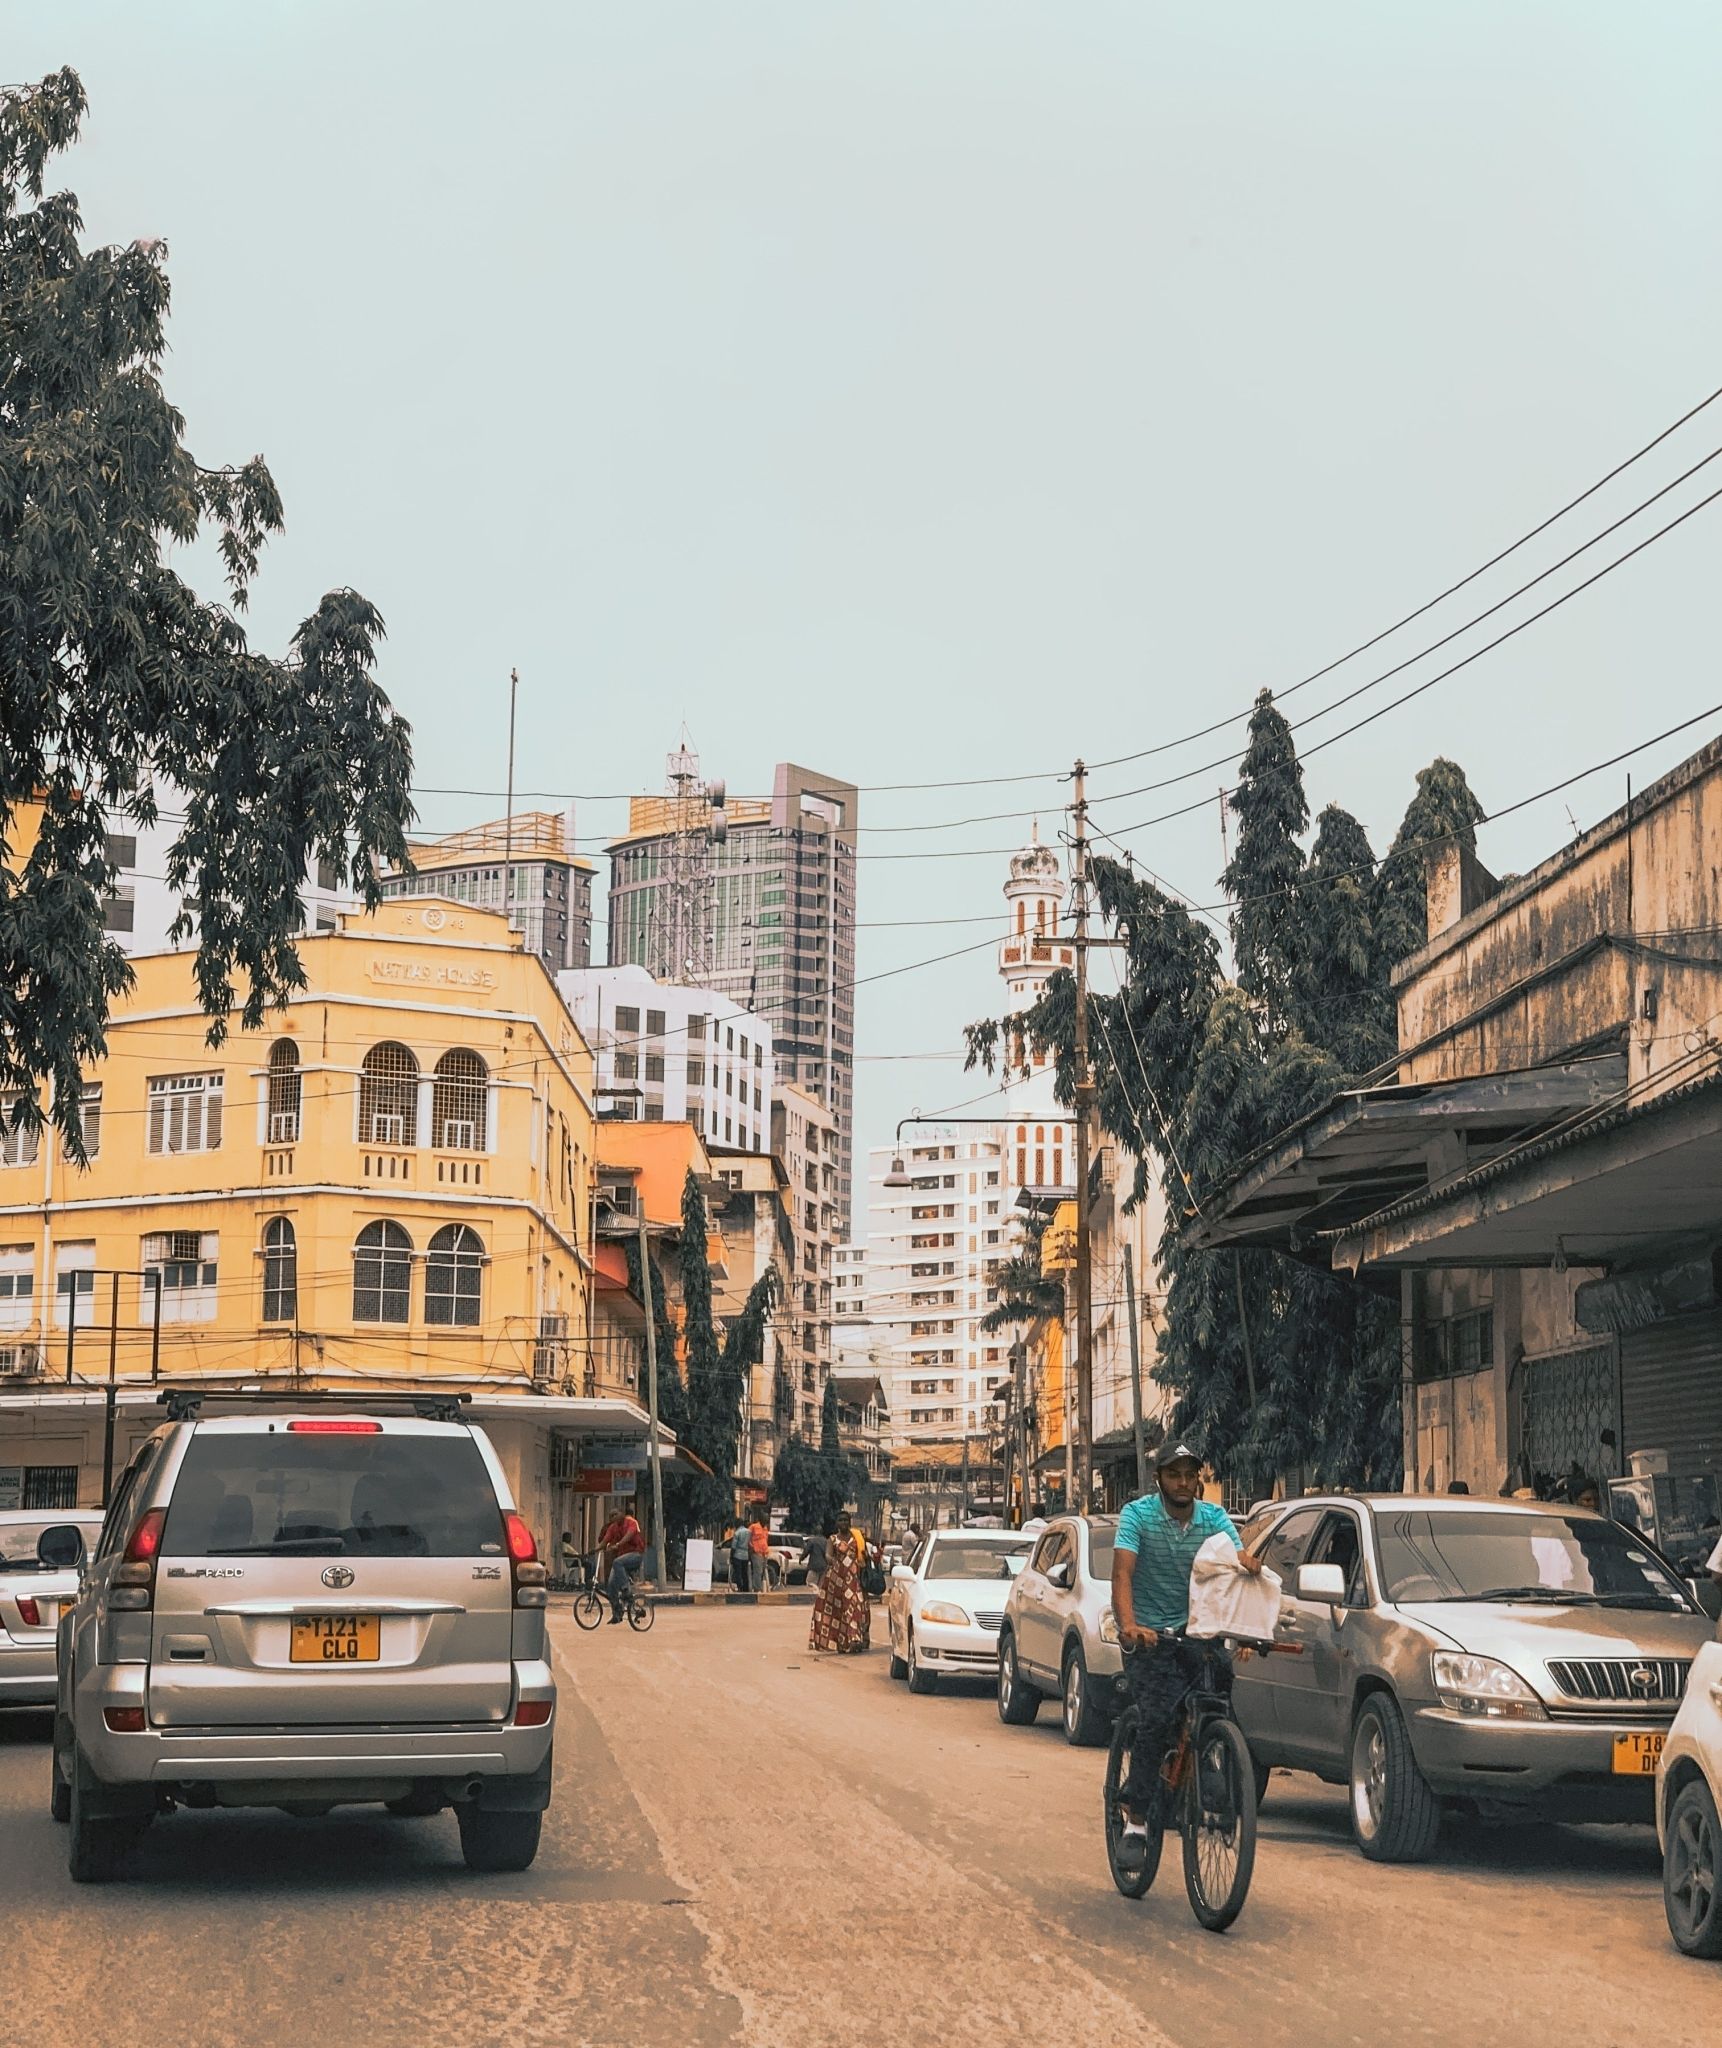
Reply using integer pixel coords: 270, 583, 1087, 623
880, 1113, 1076, 1189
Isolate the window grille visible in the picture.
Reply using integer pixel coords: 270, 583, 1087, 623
267, 1040, 301, 1144
23, 1465, 77, 1511
424, 1224, 483, 1327
262, 1217, 297, 1323
353, 1220, 413, 1323
432, 1048, 487, 1150
104, 831, 138, 869
359, 1043, 418, 1147
147, 1073, 224, 1155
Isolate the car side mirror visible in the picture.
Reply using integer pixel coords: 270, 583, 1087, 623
1297, 1562, 1347, 1605
891, 1563, 915, 1583
36, 1524, 86, 1571
1046, 1560, 1073, 1590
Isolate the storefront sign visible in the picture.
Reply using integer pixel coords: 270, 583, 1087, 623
366, 957, 498, 993
572, 1469, 636, 1496
583, 1438, 650, 1469
684, 1537, 714, 1593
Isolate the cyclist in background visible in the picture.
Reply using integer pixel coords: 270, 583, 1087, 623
598, 1503, 647, 1623
1110, 1441, 1264, 1872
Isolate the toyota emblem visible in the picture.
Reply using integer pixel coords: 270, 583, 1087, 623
321, 1565, 356, 1590
1628, 1664, 1656, 1695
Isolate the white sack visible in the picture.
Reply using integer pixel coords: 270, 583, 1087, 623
1186, 1531, 1283, 1642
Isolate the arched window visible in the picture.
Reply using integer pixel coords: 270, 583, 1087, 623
424, 1224, 483, 1327
431, 1049, 487, 1151
262, 1217, 297, 1323
360, 1044, 418, 1147
1035, 900, 1047, 933
1015, 901, 1026, 933
353, 1220, 413, 1323
267, 1040, 301, 1145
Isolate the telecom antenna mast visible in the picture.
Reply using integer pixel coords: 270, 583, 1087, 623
650, 739, 728, 984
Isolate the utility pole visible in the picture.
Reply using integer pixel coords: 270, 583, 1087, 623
101, 1272, 120, 1507
1123, 1240, 1148, 1498
637, 1211, 668, 1589
1071, 758, 1095, 1513
503, 667, 518, 923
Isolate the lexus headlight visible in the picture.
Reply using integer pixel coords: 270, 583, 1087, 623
1429, 1651, 1547, 1720
1098, 1611, 1120, 1645
919, 1600, 971, 1627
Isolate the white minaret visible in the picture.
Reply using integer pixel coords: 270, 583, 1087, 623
997, 825, 1071, 1193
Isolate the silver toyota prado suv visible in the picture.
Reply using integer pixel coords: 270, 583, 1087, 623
53, 1392, 555, 1882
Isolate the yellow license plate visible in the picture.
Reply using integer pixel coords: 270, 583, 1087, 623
1611, 1731, 1664, 1776
290, 1614, 380, 1664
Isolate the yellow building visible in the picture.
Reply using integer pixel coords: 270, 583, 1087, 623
0, 899, 629, 1540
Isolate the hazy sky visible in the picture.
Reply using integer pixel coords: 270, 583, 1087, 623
13, 3, 1722, 1172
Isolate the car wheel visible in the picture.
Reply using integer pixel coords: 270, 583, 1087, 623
50, 1711, 72, 1824
1664, 1777, 1722, 1959
906, 1627, 938, 1695
1061, 1643, 1108, 1747
997, 1631, 1040, 1725
67, 1748, 145, 1884
457, 1806, 543, 1873
1349, 1695, 1440, 1863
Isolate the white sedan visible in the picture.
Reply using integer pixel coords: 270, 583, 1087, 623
886, 1529, 1033, 1695
0, 1511, 104, 1710
1660, 1638, 1722, 1958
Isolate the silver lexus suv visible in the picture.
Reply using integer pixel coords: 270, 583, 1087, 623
54, 1394, 555, 1882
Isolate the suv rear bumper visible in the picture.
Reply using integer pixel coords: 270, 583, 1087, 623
75, 1657, 555, 1795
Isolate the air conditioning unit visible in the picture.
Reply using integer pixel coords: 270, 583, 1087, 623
370, 1113, 406, 1146
0, 1343, 43, 1377
267, 1112, 299, 1145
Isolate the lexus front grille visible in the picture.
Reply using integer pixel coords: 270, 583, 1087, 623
1546, 1657, 1691, 1705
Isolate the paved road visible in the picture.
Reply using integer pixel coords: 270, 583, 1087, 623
0, 1606, 1708, 2048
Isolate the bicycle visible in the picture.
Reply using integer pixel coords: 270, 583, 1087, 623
1103, 1629, 1293, 1932
572, 1573, 655, 1632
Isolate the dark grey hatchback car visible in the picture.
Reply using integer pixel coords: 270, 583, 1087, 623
1232, 1493, 1713, 1863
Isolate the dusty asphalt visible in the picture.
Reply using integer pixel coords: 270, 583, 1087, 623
0, 1604, 1710, 2048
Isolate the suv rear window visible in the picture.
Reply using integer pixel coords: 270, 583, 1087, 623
162, 1432, 505, 1558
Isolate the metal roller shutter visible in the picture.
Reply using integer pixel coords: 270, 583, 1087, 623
1619, 1311, 1722, 1477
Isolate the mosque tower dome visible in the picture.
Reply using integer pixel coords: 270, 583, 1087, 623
996, 823, 1070, 1190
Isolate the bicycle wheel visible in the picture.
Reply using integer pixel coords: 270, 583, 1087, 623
1181, 1714, 1257, 1932
572, 1589, 606, 1631
627, 1595, 655, 1632
1103, 1705, 1163, 1898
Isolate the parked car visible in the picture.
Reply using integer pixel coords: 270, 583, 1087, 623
1659, 1638, 1722, 1958
1, 1511, 106, 1710
885, 1528, 1032, 1693
997, 1514, 1121, 1745
1230, 1493, 1714, 1863
769, 1531, 812, 1585
55, 1395, 555, 1882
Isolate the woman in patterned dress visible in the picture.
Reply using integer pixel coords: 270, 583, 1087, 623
808, 1511, 871, 1654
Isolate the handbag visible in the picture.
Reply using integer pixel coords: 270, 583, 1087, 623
861, 1557, 886, 1597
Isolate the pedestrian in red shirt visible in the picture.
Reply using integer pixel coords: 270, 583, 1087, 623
748, 1511, 772, 1593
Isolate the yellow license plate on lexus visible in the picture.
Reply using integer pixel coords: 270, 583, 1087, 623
1612, 1731, 1664, 1776
290, 1615, 380, 1664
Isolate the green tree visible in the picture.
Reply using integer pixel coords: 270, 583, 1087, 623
1291, 804, 1394, 1074
0, 70, 413, 1155
1372, 757, 1489, 972
1220, 690, 1309, 1029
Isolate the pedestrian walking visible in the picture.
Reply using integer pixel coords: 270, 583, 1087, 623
809, 1511, 871, 1655
748, 1510, 772, 1591
801, 1528, 829, 1587
728, 1520, 752, 1590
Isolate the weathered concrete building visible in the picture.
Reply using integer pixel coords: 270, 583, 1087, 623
1195, 736, 1722, 1565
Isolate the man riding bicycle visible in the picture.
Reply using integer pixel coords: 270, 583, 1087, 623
1110, 1441, 1264, 1873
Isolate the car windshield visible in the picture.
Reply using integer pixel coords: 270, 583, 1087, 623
0, 1518, 101, 1572
923, 1539, 1030, 1581
162, 1432, 505, 1558
1376, 1510, 1692, 1610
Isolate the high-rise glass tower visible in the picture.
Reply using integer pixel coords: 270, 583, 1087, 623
607, 757, 858, 1230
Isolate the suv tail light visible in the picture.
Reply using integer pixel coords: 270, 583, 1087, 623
15, 1595, 41, 1628
110, 1507, 167, 1611
504, 1513, 547, 1609
287, 1418, 382, 1433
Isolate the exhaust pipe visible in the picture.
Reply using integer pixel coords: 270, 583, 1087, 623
463, 1777, 484, 1802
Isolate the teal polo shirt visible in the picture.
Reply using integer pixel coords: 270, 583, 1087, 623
1115, 1494, 1241, 1632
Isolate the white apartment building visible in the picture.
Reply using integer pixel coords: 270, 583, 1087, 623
98, 804, 354, 954
832, 1242, 872, 1373
558, 964, 774, 1150
863, 1132, 1017, 1447
772, 1083, 838, 1436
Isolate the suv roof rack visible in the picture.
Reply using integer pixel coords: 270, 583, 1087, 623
157, 1388, 472, 1425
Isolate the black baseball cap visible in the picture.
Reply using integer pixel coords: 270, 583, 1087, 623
1155, 1440, 1202, 1469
